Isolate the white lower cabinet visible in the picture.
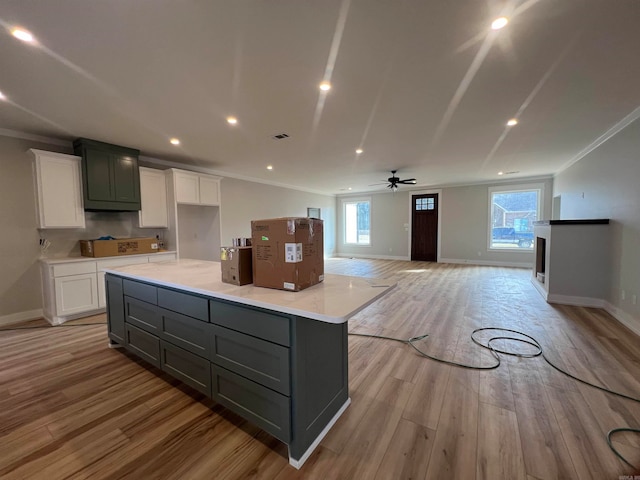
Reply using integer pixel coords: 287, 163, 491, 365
55, 273, 99, 315
41, 252, 176, 324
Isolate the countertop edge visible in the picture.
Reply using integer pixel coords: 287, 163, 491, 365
40, 251, 177, 265
103, 268, 396, 324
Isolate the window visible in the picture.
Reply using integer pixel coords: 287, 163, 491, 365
343, 198, 370, 245
489, 184, 543, 250
415, 197, 435, 210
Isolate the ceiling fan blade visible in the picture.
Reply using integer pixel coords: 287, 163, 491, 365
367, 182, 389, 186
397, 178, 417, 184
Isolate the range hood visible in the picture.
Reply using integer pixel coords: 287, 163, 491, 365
73, 138, 142, 212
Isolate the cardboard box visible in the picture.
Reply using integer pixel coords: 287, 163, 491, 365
220, 246, 253, 286
80, 237, 159, 257
251, 217, 324, 291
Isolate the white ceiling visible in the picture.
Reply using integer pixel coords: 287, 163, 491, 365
1, 0, 639, 195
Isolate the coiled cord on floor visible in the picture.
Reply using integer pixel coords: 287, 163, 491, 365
349, 327, 640, 470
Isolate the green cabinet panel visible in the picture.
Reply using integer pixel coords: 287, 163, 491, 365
74, 138, 141, 211
105, 274, 125, 344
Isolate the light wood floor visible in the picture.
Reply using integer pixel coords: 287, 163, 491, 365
1, 258, 639, 479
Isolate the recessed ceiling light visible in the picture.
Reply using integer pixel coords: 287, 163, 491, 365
498, 171, 504, 175
491, 17, 509, 30
226, 116, 238, 125
348, 187, 352, 191
170, 138, 180, 145
11, 28, 35, 43
507, 118, 518, 126
355, 149, 363, 154
0, 91, 6, 101
267, 165, 273, 170
319, 82, 331, 91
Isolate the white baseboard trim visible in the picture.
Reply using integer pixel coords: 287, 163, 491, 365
545, 294, 606, 308
288, 397, 351, 469
440, 258, 532, 268
604, 302, 640, 337
0, 309, 44, 327
333, 253, 411, 261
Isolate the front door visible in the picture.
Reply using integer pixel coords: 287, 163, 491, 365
411, 194, 438, 261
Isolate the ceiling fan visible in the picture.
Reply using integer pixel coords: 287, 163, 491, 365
371, 170, 417, 191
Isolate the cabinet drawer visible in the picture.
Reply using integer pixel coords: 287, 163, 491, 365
211, 325, 290, 395
159, 308, 211, 358
161, 341, 211, 396
158, 288, 208, 321
212, 365, 290, 443
125, 324, 160, 368
209, 300, 290, 347
125, 296, 160, 334
123, 279, 157, 304
52, 262, 96, 277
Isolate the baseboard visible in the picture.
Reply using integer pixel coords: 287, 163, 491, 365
439, 258, 532, 268
333, 253, 411, 261
0, 309, 44, 327
604, 301, 640, 337
545, 294, 606, 308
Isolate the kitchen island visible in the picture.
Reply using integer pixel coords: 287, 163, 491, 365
103, 259, 395, 468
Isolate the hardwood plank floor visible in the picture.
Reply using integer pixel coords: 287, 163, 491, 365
1, 258, 640, 479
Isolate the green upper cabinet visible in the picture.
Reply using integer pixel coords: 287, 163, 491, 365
73, 138, 141, 211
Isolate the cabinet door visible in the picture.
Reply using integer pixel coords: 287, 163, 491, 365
199, 175, 219, 205
97, 271, 106, 308
84, 148, 114, 202
105, 274, 125, 344
113, 154, 140, 203
54, 273, 99, 315
138, 167, 168, 227
31, 150, 85, 229
174, 172, 200, 204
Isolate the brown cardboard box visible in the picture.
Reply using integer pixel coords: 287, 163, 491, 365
80, 237, 159, 257
220, 246, 253, 286
251, 217, 324, 291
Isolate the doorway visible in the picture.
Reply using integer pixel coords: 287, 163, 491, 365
411, 193, 438, 261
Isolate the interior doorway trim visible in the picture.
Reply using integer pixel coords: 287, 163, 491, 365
408, 189, 443, 262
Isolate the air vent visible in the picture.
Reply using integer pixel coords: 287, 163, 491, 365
272, 133, 290, 140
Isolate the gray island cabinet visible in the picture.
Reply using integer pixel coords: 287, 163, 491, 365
103, 259, 395, 468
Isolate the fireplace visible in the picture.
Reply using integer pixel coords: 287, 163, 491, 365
535, 237, 546, 283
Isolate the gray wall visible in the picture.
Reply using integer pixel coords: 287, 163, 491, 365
220, 177, 336, 257
553, 119, 640, 330
336, 178, 553, 266
0, 134, 336, 321
336, 191, 410, 259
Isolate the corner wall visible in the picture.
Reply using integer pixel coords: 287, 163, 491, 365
553, 119, 640, 334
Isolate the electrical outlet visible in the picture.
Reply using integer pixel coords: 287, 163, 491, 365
633, 294, 637, 305
621, 290, 626, 301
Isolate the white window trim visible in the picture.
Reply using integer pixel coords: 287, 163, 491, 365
342, 197, 371, 247
488, 183, 544, 252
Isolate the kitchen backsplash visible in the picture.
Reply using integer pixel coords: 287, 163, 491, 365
39, 211, 167, 258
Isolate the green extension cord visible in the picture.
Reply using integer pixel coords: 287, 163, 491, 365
349, 327, 640, 470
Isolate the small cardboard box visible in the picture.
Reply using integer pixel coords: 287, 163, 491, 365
220, 246, 253, 286
251, 217, 324, 291
80, 237, 159, 257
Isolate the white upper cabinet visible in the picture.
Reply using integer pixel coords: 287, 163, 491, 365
172, 169, 221, 206
30, 149, 85, 229
138, 167, 168, 228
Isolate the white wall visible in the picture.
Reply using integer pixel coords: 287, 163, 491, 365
553, 119, 640, 331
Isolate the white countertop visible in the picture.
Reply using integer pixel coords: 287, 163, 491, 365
40, 251, 177, 265
103, 259, 396, 324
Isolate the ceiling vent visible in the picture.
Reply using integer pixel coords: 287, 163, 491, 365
272, 133, 290, 140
